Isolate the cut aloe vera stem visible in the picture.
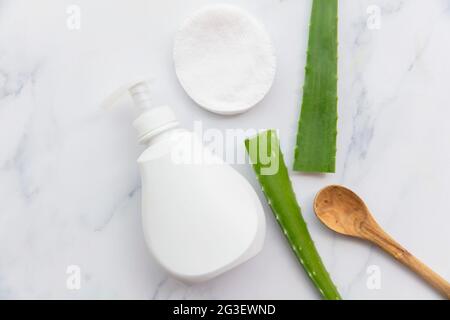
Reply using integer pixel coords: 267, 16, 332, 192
294, 0, 338, 173
245, 130, 341, 300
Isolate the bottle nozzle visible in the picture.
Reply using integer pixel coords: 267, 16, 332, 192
101, 78, 153, 111
129, 82, 152, 110
103, 79, 178, 144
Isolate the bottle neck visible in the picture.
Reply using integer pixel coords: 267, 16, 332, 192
140, 122, 181, 146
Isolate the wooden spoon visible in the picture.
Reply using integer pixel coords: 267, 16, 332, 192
314, 185, 450, 299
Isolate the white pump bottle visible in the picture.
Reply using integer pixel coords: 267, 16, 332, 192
106, 81, 266, 283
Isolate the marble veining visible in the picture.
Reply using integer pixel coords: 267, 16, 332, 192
0, 0, 449, 299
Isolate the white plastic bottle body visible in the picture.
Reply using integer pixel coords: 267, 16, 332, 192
138, 129, 266, 283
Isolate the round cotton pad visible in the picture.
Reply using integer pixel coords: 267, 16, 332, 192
173, 5, 276, 115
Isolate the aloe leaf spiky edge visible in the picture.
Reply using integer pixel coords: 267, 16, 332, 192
245, 130, 341, 300
294, 0, 338, 173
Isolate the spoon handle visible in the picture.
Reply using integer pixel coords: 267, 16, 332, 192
363, 224, 450, 299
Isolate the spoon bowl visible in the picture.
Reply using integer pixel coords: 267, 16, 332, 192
314, 185, 450, 299
314, 185, 374, 239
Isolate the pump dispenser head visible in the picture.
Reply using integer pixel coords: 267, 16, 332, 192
104, 80, 179, 143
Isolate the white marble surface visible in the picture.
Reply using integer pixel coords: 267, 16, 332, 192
0, 0, 449, 300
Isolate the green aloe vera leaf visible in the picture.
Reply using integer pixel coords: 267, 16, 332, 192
245, 130, 341, 300
294, 0, 338, 173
